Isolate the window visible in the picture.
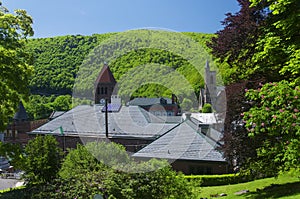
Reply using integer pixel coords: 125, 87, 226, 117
14, 130, 18, 138
101, 87, 104, 94
210, 75, 214, 84
104, 87, 108, 94
8, 130, 12, 137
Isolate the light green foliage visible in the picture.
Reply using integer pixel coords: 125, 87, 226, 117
201, 103, 212, 113
23, 135, 62, 184
185, 173, 253, 186
59, 142, 129, 179
0, 2, 33, 130
250, 0, 300, 82
198, 172, 300, 199
106, 159, 198, 199
57, 142, 197, 199
51, 95, 72, 111
26, 32, 214, 117
24, 94, 72, 120
243, 81, 300, 175
23, 95, 54, 120
27, 32, 212, 97
74, 30, 215, 102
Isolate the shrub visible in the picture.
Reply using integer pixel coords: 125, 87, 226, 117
23, 135, 63, 185
201, 103, 212, 113
185, 173, 253, 186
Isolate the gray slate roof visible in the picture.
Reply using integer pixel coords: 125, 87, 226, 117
13, 102, 29, 121
49, 111, 66, 120
133, 120, 225, 162
129, 97, 173, 106
31, 105, 178, 139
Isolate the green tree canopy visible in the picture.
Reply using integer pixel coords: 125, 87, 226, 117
23, 135, 62, 184
57, 142, 198, 199
249, 0, 300, 82
0, 1, 33, 131
201, 103, 213, 113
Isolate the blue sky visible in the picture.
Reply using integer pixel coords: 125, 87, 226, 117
4, 0, 240, 38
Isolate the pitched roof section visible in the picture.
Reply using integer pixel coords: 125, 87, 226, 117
133, 120, 225, 162
129, 97, 173, 106
95, 63, 117, 84
13, 102, 29, 121
30, 105, 178, 139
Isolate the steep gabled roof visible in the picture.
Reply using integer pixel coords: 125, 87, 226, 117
95, 63, 116, 84
13, 102, 29, 121
133, 120, 225, 162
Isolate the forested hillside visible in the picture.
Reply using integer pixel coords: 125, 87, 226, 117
24, 32, 215, 119
26, 32, 214, 96
26, 33, 115, 95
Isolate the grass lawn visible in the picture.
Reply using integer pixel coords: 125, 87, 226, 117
197, 173, 300, 199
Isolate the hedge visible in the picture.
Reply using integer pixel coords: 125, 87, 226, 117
184, 173, 254, 186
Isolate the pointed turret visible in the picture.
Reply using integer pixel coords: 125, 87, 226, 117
13, 102, 29, 121
205, 60, 210, 69
94, 63, 117, 104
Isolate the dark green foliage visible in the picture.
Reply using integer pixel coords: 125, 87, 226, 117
23, 135, 63, 185
185, 173, 253, 186
0, 142, 25, 170
26, 34, 114, 95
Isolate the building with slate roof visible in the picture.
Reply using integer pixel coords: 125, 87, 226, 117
27, 63, 228, 174
129, 94, 180, 116
4, 102, 47, 145
133, 115, 227, 174
30, 103, 227, 174
30, 104, 180, 152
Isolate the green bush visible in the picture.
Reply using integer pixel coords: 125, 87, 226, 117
201, 103, 212, 113
185, 173, 253, 186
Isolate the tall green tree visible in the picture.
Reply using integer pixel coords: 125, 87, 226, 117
250, 0, 300, 83
240, 0, 300, 176
0, 1, 34, 131
23, 135, 62, 185
210, 0, 299, 174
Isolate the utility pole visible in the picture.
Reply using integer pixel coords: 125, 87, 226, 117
105, 99, 108, 138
